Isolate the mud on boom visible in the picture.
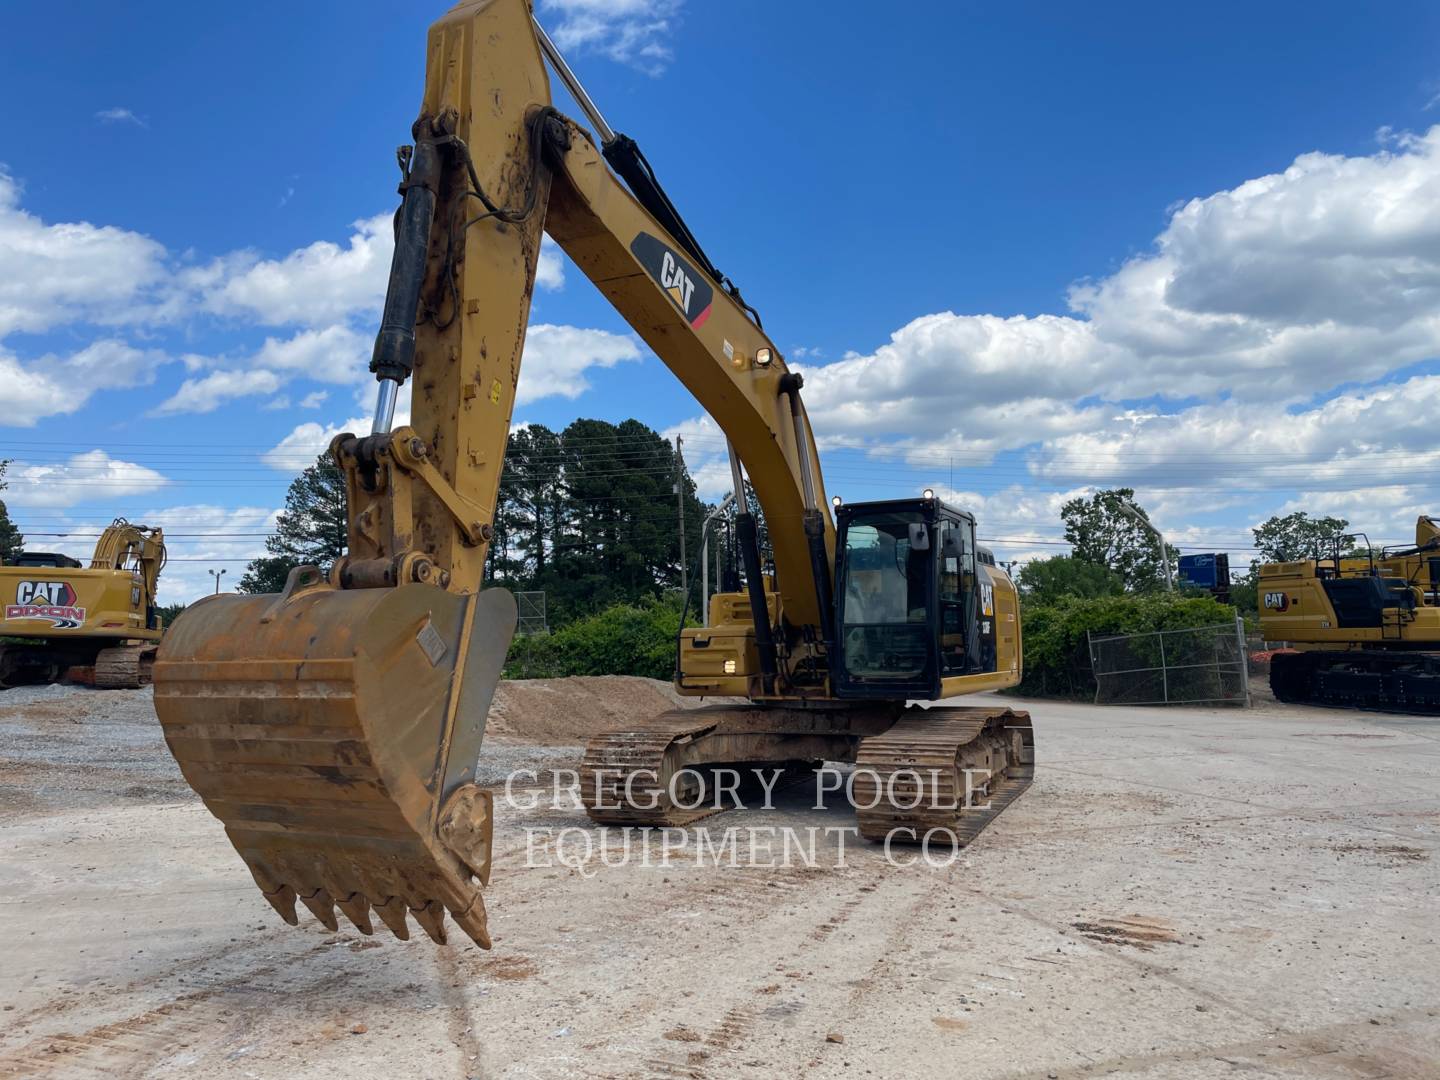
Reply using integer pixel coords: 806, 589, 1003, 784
153, 0, 1034, 948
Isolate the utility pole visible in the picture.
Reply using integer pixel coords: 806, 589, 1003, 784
208, 567, 227, 594
1117, 500, 1173, 591
674, 436, 687, 597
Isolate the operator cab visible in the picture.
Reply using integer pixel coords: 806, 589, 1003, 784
9, 551, 82, 568
832, 496, 997, 700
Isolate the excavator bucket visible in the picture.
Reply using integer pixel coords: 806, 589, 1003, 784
152, 570, 515, 947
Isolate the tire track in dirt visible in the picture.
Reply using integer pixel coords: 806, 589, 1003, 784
632, 857, 921, 1079
0, 941, 340, 1078
0, 926, 294, 1036
434, 945, 486, 1078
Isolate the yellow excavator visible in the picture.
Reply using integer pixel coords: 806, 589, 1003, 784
152, 0, 1033, 948
1260, 515, 1440, 712
0, 519, 167, 689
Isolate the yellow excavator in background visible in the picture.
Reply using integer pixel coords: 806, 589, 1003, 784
152, 0, 1033, 949
1260, 515, 1440, 712
0, 519, 167, 689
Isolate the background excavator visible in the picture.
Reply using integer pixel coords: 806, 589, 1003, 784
152, 0, 1034, 949
1260, 515, 1440, 712
0, 519, 167, 690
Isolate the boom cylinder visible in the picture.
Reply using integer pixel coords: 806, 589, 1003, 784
779, 373, 837, 670
727, 445, 779, 692
369, 132, 444, 433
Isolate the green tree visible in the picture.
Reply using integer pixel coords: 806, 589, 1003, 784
0, 460, 22, 564
155, 602, 188, 627
504, 423, 564, 581
1061, 487, 1179, 591
1251, 511, 1350, 566
238, 453, 348, 594
504, 594, 692, 679
1016, 555, 1124, 606
1227, 576, 1258, 619
533, 418, 705, 621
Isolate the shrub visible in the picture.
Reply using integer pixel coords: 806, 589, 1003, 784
1015, 592, 1238, 700
504, 594, 689, 680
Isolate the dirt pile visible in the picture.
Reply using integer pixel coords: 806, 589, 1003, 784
486, 676, 740, 745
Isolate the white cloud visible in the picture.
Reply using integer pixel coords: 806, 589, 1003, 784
152, 368, 284, 415
2, 450, 168, 509
1274, 486, 1431, 545
264, 322, 639, 467
96, 107, 146, 127
299, 390, 329, 408
135, 504, 282, 605
262, 415, 371, 471
252, 324, 371, 383
0, 340, 167, 426
537, 235, 565, 290
202, 216, 567, 331
516, 323, 642, 403
0, 168, 575, 341
149, 326, 369, 416
790, 125, 1440, 520
1029, 372, 1440, 492
662, 414, 729, 500
206, 212, 393, 326
540, 0, 682, 74
0, 170, 168, 336
799, 312, 1116, 458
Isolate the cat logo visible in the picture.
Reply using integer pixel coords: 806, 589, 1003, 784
631, 232, 714, 329
660, 251, 695, 313
1263, 591, 1289, 612
5, 580, 87, 629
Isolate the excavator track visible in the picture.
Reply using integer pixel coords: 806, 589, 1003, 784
1271, 649, 1440, 714
580, 706, 897, 827
94, 644, 158, 689
579, 705, 1034, 842
852, 707, 1033, 845
580, 713, 726, 826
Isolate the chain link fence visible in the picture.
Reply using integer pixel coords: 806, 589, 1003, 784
1088, 617, 1251, 706
515, 591, 548, 637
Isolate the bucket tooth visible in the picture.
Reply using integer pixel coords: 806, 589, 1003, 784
262, 885, 300, 926
411, 901, 449, 945
336, 894, 374, 935
374, 897, 411, 940
451, 896, 492, 949
300, 889, 340, 932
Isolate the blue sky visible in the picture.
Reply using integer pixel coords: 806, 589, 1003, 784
2, 0, 1439, 602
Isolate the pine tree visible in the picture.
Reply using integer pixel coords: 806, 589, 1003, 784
0, 460, 23, 564
238, 453, 348, 593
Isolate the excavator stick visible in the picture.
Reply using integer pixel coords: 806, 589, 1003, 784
153, 571, 516, 946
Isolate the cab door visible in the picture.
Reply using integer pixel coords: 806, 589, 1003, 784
937, 516, 979, 676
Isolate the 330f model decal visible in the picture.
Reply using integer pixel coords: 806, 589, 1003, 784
631, 232, 714, 329
5, 580, 86, 629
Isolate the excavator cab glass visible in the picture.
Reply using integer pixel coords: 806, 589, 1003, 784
833, 497, 980, 699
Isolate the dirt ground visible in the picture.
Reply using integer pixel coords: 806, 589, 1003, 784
0, 678, 1437, 1078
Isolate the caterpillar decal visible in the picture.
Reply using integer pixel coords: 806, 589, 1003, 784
5, 580, 86, 629
631, 232, 714, 329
